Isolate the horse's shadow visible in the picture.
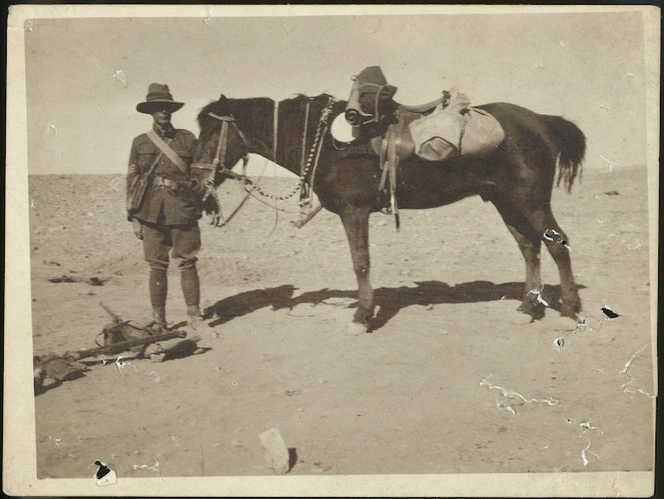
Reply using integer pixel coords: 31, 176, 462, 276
205, 280, 582, 331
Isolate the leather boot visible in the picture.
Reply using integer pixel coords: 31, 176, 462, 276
149, 267, 168, 329
181, 266, 202, 329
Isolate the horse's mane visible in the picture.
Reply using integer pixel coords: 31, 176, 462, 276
196, 93, 339, 167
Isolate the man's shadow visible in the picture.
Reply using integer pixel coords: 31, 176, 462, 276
204, 281, 583, 331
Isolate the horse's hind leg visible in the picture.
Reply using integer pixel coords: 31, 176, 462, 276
340, 205, 374, 332
493, 201, 545, 319
525, 208, 581, 318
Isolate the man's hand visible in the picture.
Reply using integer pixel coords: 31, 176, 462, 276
202, 184, 224, 227
132, 219, 144, 240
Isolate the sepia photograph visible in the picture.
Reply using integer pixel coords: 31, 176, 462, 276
5, 5, 659, 497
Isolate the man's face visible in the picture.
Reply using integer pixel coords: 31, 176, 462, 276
152, 109, 172, 127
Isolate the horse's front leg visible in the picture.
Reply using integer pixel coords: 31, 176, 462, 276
340, 206, 374, 333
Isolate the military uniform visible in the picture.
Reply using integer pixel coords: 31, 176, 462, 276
127, 83, 204, 327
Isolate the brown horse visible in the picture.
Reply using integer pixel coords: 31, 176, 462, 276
192, 93, 585, 332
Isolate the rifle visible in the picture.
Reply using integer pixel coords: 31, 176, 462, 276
34, 329, 187, 391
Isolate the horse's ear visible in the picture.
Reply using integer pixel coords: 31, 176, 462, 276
219, 94, 227, 103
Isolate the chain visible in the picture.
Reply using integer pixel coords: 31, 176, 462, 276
242, 96, 337, 201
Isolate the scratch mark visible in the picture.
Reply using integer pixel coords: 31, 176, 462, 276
45, 124, 58, 136
29, 199, 36, 209
480, 377, 559, 412
109, 176, 123, 192
373, 18, 383, 33
543, 228, 571, 251
496, 401, 516, 415
147, 371, 160, 382
526, 280, 549, 307
599, 155, 617, 172
132, 460, 160, 475
25, 19, 33, 32
111, 70, 128, 88
581, 438, 599, 466
579, 421, 601, 434
572, 316, 602, 334
627, 239, 641, 250
204, 5, 212, 25
619, 344, 655, 398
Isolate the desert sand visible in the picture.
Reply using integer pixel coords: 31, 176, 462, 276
30, 165, 654, 478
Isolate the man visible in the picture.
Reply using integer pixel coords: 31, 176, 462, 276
127, 83, 204, 329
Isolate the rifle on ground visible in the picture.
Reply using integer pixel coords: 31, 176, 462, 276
33, 302, 193, 393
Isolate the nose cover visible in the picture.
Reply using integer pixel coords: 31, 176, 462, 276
344, 80, 398, 126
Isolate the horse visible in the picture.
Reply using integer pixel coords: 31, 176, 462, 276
191, 93, 586, 333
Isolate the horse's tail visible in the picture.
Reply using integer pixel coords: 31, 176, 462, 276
543, 115, 586, 192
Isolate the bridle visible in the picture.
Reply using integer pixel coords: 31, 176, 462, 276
190, 113, 251, 227
192, 96, 337, 227
191, 112, 250, 183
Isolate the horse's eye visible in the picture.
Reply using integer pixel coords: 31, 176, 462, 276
360, 103, 369, 113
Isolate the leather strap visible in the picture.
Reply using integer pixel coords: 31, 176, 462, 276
146, 130, 188, 176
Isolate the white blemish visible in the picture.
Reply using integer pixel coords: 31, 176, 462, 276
111, 70, 128, 88
500, 295, 507, 300
25, 19, 33, 31
47, 435, 64, 447
572, 316, 602, 335
579, 421, 601, 434
599, 104, 611, 113
627, 239, 641, 250
581, 438, 599, 466
109, 176, 123, 192
593, 367, 605, 374
625, 73, 635, 80
496, 401, 516, 415
559, 40, 565, 47
204, 5, 212, 25
553, 337, 565, 353
619, 344, 655, 398
45, 124, 58, 136
480, 377, 559, 412
147, 371, 160, 382
115, 356, 137, 374
526, 281, 549, 307
543, 228, 572, 251
29, 199, 36, 209
133, 460, 160, 475
599, 155, 617, 172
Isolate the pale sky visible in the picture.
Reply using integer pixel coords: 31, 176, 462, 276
23, 10, 648, 175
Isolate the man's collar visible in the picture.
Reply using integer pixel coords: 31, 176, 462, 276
153, 122, 176, 139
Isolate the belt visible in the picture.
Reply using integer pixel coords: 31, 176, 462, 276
153, 176, 178, 188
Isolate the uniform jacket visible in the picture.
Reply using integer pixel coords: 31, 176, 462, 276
127, 124, 200, 225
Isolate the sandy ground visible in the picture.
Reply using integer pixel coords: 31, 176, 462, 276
30, 165, 655, 478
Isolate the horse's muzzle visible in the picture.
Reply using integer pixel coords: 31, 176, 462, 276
345, 108, 373, 127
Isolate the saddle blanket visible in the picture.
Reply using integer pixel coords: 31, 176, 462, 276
409, 104, 505, 162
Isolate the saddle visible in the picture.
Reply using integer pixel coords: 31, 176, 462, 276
368, 95, 505, 229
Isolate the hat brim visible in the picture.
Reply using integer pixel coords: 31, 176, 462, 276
136, 100, 184, 114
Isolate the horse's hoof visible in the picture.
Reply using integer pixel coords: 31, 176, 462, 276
517, 301, 546, 321
559, 303, 580, 320
347, 321, 369, 336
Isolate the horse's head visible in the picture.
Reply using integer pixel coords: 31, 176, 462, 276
344, 66, 398, 127
191, 95, 251, 189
